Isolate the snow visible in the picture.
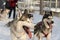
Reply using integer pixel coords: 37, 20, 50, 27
44, 7, 60, 12
0, 21, 11, 40
0, 11, 60, 40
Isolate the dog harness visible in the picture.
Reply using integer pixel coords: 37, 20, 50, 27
41, 31, 49, 37
41, 22, 53, 37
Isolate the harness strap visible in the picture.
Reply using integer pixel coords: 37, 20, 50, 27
41, 31, 49, 37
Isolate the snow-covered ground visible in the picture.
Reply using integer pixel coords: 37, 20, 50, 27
0, 20, 11, 40
0, 11, 60, 40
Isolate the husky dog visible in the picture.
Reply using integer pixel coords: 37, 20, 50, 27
0, 9, 10, 20
0, 7, 21, 21
7, 9, 34, 40
34, 12, 54, 40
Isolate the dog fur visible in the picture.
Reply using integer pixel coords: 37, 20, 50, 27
0, 9, 10, 20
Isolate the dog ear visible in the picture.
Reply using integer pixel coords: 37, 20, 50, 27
27, 14, 33, 18
50, 11, 52, 16
42, 13, 48, 20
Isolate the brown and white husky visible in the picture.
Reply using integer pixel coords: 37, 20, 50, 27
34, 12, 54, 40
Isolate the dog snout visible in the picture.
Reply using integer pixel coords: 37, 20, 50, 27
51, 21, 54, 24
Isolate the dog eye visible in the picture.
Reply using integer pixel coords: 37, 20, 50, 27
47, 18, 50, 19
48, 18, 50, 19
48, 18, 53, 19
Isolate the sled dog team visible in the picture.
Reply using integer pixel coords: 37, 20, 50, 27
0, 8, 54, 40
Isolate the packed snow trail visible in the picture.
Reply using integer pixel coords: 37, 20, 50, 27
0, 11, 60, 40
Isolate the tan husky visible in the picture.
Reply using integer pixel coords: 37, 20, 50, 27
0, 9, 10, 20
6, 9, 34, 40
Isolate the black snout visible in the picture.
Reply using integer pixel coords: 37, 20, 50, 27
51, 21, 54, 24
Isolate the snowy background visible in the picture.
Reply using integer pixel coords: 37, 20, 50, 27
0, 11, 60, 40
